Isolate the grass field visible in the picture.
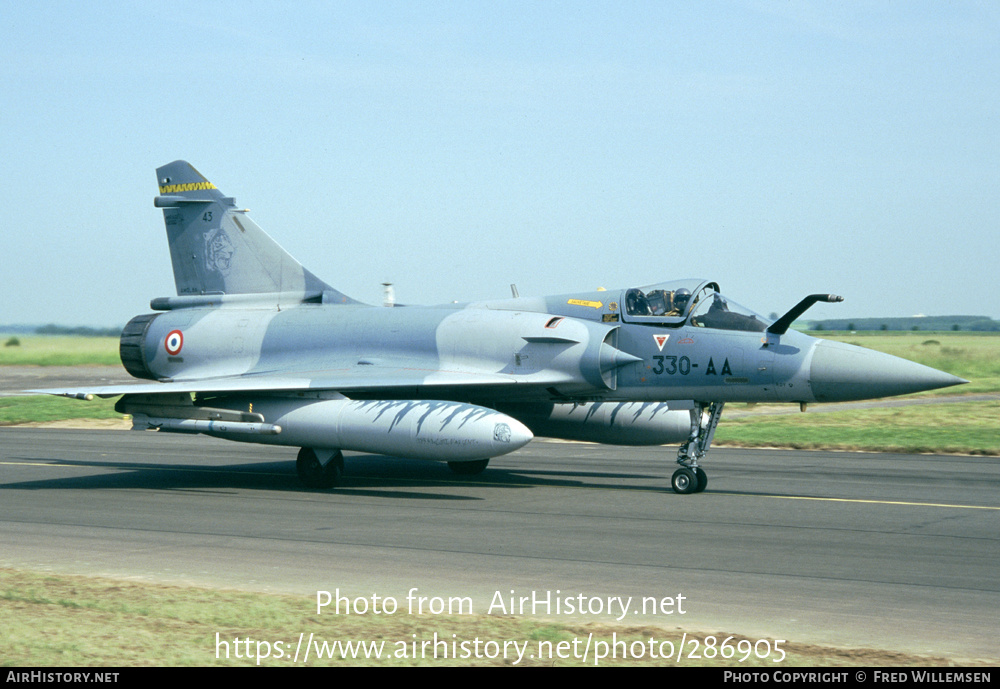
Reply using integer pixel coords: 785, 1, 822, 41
0, 569, 968, 667
715, 401, 1000, 455
0, 335, 120, 366
0, 395, 123, 426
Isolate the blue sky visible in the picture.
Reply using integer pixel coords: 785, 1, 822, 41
2, 1, 998, 326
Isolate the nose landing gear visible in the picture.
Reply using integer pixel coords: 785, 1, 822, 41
672, 402, 724, 494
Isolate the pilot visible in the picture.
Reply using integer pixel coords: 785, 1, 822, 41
667, 288, 691, 316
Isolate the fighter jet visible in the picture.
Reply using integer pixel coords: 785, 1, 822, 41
34, 161, 967, 494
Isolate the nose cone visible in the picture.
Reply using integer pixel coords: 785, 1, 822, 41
809, 340, 967, 402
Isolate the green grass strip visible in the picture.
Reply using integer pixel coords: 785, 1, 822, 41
0, 336, 120, 366
717, 402, 1000, 455
0, 396, 124, 426
1, 569, 977, 667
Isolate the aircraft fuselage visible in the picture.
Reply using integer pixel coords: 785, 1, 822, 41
38, 161, 966, 494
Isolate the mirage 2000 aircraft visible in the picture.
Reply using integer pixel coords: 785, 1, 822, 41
35, 161, 966, 494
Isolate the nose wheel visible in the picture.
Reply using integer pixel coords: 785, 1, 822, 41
671, 467, 708, 494
671, 402, 724, 495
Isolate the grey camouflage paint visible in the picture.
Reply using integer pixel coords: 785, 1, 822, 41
30, 162, 967, 489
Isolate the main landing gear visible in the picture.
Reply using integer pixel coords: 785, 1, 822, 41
447, 459, 490, 475
671, 402, 725, 495
297, 448, 344, 489
295, 450, 492, 487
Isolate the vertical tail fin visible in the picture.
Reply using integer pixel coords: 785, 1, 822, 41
153, 161, 358, 303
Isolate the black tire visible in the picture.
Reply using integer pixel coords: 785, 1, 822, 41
447, 459, 490, 475
671, 468, 698, 495
296, 448, 344, 489
694, 467, 708, 493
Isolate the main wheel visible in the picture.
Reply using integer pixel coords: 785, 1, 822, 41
297, 448, 344, 489
671, 467, 698, 495
447, 459, 490, 475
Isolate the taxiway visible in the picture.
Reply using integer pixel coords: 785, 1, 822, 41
1, 427, 997, 660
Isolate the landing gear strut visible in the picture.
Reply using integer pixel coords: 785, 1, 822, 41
297, 447, 344, 489
672, 402, 724, 494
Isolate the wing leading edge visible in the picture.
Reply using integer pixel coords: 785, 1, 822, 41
29, 367, 539, 400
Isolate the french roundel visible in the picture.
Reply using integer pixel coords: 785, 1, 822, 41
164, 330, 184, 355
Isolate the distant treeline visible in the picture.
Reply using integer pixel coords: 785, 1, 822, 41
33, 324, 123, 337
808, 316, 1000, 332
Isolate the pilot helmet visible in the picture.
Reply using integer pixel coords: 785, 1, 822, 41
673, 288, 691, 311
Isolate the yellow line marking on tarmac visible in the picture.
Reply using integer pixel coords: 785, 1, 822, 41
718, 492, 1000, 510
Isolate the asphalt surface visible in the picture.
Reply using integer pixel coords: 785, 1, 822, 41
2, 427, 997, 661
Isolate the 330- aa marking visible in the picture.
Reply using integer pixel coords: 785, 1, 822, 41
652, 355, 691, 375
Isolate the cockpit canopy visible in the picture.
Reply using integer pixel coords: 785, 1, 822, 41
623, 280, 771, 332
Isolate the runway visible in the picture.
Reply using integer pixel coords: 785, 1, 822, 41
1, 427, 998, 661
